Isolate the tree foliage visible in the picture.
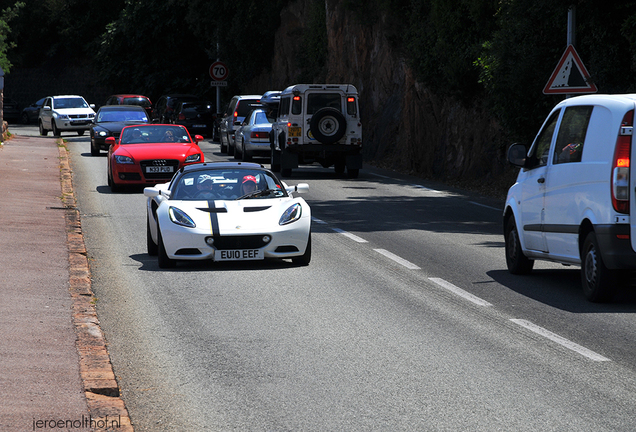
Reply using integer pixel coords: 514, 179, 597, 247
0, 1, 23, 73
4, 0, 636, 143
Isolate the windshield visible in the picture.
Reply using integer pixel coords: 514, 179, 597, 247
97, 109, 148, 123
53, 97, 89, 109
123, 97, 151, 107
254, 111, 271, 124
121, 125, 191, 144
171, 168, 286, 201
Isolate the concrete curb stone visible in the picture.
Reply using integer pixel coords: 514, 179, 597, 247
57, 144, 134, 431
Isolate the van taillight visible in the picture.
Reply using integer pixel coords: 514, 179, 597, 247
612, 110, 633, 213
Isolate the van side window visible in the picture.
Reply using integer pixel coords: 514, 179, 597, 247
554, 106, 593, 164
528, 109, 560, 168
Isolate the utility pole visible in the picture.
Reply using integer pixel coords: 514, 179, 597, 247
566, 5, 576, 98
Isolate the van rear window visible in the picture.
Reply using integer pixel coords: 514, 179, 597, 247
307, 93, 341, 114
554, 106, 593, 164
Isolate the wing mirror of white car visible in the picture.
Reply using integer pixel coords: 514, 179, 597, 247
507, 143, 528, 168
144, 187, 160, 198
286, 183, 309, 194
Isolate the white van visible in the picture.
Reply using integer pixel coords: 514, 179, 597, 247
504, 94, 636, 302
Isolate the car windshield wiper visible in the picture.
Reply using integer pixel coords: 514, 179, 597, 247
235, 188, 282, 200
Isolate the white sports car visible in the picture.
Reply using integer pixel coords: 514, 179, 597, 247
144, 162, 311, 268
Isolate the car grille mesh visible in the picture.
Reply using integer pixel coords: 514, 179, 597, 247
212, 235, 269, 250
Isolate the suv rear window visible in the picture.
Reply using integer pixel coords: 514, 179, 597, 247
307, 93, 342, 114
236, 100, 260, 116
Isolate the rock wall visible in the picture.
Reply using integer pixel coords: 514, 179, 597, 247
248, 0, 512, 187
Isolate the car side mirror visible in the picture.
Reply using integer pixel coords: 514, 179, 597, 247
286, 183, 309, 194
194, 135, 204, 143
507, 143, 528, 168
43, 106, 51, 111
105, 136, 117, 146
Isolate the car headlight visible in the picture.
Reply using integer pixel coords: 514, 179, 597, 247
169, 206, 196, 228
98, 131, 108, 137
279, 203, 302, 225
114, 155, 134, 164
185, 153, 201, 163
54, 112, 69, 120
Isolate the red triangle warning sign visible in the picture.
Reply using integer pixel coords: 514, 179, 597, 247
543, 45, 598, 95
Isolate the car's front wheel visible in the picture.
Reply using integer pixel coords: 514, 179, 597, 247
77, 130, 85, 136
39, 120, 48, 136
292, 234, 311, 266
90, 139, 100, 156
147, 215, 158, 256
581, 231, 615, 302
52, 121, 60, 137
157, 226, 176, 269
241, 139, 252, 162
505, 215, 534, 274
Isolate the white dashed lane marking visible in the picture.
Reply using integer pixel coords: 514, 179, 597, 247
510, 319, 610, 362
429, 277, 492, 306
374, 249, 421, 270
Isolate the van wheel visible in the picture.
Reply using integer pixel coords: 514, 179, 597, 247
346, 168, 359, 179
581, 232, 615, 302
52, 121, 60, 137
270, 148, 281, 172
505, 215, 534, 274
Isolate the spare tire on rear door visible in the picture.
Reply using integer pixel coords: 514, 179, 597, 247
310, 107, 347, 144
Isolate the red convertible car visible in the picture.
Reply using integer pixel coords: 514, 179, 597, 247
107, 124, 204, 192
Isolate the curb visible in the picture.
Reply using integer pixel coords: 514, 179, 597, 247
58, 144, 134, 431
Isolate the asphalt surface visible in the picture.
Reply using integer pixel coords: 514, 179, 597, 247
0, 132, 133, 431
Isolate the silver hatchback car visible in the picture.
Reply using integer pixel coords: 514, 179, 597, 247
234, 109, 273, 161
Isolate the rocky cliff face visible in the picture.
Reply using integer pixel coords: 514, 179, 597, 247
249, 0, 514, 191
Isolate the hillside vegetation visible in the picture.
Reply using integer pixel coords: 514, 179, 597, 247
3, 0, 636, 193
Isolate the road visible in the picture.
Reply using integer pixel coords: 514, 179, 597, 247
22, 124, 636, 431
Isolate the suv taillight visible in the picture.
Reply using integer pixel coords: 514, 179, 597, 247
612, 110, 633, 214
178, 113, 186, 121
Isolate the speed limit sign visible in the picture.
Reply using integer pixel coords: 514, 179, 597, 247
209, 61, 229, 81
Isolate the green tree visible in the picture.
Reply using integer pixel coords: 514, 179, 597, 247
0, 2, 23, 73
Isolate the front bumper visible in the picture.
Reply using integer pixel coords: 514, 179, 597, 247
160, 216, 311, 261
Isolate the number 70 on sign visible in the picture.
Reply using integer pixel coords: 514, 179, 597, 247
209, 61, 229, 81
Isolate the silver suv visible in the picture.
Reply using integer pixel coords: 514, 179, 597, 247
268, 84, 362, 178
219, 94, 262, 155
38, 95, 95, 137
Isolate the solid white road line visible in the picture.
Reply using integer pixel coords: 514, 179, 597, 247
374, 249, 421, 270
510, 319, 611, 362
411, 184, 442, 193
331, 228, 368, 243
429, 277, 493, 306
468, 201, 501, 211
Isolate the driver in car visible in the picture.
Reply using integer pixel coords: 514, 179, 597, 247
196, 175, 216, 199
241, 175, 258, 196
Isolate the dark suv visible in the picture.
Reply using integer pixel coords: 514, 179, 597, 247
152, 94, 199, 124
